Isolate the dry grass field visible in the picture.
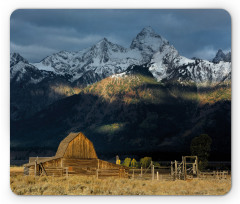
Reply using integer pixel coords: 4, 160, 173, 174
10, 167, 231, 195
10, 167, 25, 175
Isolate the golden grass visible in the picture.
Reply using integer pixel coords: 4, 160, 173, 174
50, 85, 82, 97
10, 166, 24, 172
82, 75, 166, 105
10, 166, 24, 176
10, 172, 231, 195
198, 84, 231, 106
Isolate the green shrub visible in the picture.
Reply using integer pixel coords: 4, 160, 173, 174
140, 157, 152, 168
122, 157, 131, 167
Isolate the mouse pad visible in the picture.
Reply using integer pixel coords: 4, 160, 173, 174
10, 9, 231, 195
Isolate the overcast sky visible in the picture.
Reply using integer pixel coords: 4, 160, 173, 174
10, 9, 231, 63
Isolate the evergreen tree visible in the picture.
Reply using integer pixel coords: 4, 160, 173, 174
190, 134, 212, 171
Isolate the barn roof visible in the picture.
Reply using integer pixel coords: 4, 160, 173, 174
55, 132, 80, 158
24, 132, 96, 167
24, 156, 62, 167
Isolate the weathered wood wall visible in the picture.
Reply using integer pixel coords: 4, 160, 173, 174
55, 133, 98, 159
27, 158, 128, 178
29, 157, 52, 163
62, 158, 98, 168
28, 158, 63, 176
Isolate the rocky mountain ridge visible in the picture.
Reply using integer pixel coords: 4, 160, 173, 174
10, 53, 79, 121
10, 26, 231, 124
11, 27, 231, 88
212, 49, 231, 63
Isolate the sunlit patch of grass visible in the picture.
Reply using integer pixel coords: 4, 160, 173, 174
181, 92, 200, 102
83, 73, 230, 107
136, 74, 159, 85
81, 74, 167, 105
198, 83, 231, 106
50, 85, 81, 97
95, 123, 126, 135
10, 166, 24, 177
10, 170, 231, 195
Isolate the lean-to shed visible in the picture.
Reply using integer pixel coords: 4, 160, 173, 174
24, 132, 128, 178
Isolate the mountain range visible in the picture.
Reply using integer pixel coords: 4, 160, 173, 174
10, 27, 231, 163
12, 27, 231, 88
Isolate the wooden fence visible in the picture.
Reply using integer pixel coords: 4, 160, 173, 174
96, 168, 128, 179
199, 171, 230, 180
128, 166, 172, 181
127, 168, 230, 181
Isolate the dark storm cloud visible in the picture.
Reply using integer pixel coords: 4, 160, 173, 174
10, 9, 231, 62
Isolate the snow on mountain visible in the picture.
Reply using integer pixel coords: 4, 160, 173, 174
10, 53, 77, 121
10, 53, 38, 83
73, 38, 142, 80
33, 50, 80, 74
166, 60, 231, 84
11, 61, 31, 81
10, 53, 61, 84
130, 26, 169, 62
10, 53, 29, 67
32, 38, 143, 84
149, 45, 231, 84
12, 26, 231, 86
31, 27, 170, 85
212, 49, 231, 63
10, 53, 39, 82
149, 44, 186, 80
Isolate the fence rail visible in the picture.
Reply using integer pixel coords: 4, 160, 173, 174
127, 167, 230, 181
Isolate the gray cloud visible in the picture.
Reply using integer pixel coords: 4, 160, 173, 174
10, 9, 231, 62
10, 42, 57, 62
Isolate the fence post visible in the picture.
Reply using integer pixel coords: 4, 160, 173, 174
157, 171, 159, 180
196, 156, 199, 178
175, 160, 177, 179
184, 157, 187, 180
34, 160, 37, 177
132, 169, 134, 179
141, 166, 143, 177
150, 161, 153, 176
152, 165, 154, 180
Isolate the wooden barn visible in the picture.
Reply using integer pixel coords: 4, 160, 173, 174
24, 132, 128, 178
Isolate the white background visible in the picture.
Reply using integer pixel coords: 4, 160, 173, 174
0, 0, 239, 203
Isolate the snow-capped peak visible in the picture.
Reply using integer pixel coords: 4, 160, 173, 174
130, 26, 169, 62
90, 37, 126, 54
10, 53, 42, 82
140, 26, 156, 34
31, 26, 171, 81
149, 44, 231, 84
96, 37, 109, 44
21, 27, 230, 86
10, 53, 29, 67
131, 27, 168, 49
